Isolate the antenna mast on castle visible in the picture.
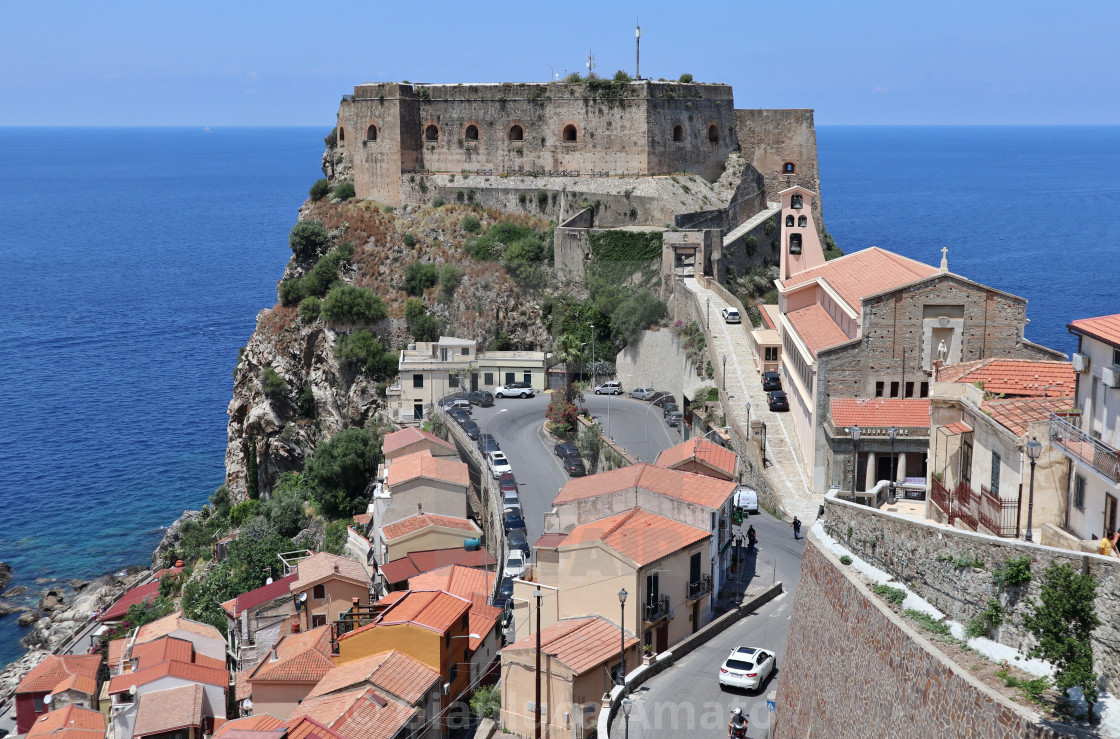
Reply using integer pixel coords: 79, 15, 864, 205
635, 19, 641, 80
586, 51, 596, 78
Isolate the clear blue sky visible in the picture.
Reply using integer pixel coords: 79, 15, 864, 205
3, 0, 1116, 126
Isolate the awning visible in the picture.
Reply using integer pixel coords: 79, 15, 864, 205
942, 421, 973, 435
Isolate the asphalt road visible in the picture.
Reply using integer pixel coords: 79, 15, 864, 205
611, 509, 808, 739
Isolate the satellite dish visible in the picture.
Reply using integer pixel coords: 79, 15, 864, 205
242, 698, 253, 711
129, 685, 137, 696
299, 593, 307, 603
42, 694, 52, 705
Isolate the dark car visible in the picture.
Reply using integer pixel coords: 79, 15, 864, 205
459, 419, 480, 440
666, 411, 683, 427
762, 372, 782, 392
561, 455, 587, 477
499, 472, 518, 494
503, 509, 526, 533
647, 391, 671, 404
468, 390, 495, 407
652, 394, 676, 408
479, 433, 501, 454
449, 408, 471, 425
508, 531, 531, 557
493, 577, 514, 610
767, 390, 789, 411
662, 403, 679, 417
554, 441, 580, 459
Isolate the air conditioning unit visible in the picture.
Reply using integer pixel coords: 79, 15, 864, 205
1072, 353, 1090, 373
1103, 366, 1120, 389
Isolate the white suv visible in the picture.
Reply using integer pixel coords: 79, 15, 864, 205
594, 380, 623, 395
487, 451, 512, 478
722, 307, 741, 324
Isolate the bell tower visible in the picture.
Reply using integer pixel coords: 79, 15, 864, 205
778, 186, 826, 281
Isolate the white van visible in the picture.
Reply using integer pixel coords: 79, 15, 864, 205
594, 380, 623, 395
734, 485, 759, 515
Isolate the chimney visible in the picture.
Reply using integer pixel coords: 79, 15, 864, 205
333, 563, 340, 574
290, 619, 301, 634
270, 647, 278, 661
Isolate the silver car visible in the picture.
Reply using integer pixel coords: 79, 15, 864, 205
628, 387, 657, 400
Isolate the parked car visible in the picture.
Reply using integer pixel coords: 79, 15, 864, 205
594, 380, 623, 395
495, 382, 535, 398
561, 455, 587, 476
447, 398, 472, 413
662, 403, 679, 417
508, 531, 531, 558
767, 390, 789, 412
554, 441, 580, 459
459, 419, 480, 440
503, 550, 527, 579
721, 307, 741, 324
762, 372, 782, 392
718, 646, 776, 691
629, 386, 657, 400
448, 409, 472, 426
468, 390, 495, 407
478, 434, 500, 454
439, 393, 469, 408
734, 485, 759, 515
493, 577, 514, 610
503, 509, 526, 532
666, 411, 683, 427
652, 394, 676, 408
499, 472, 518, 494
488, 451, 512, 478
502, 488, 521, 511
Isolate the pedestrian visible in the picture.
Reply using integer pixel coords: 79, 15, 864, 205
746, 525, 757, 549
790, 516, 802, 540
1100, 531, 1115, 558
816, 504, 825, 520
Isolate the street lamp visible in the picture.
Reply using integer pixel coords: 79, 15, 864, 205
618, 588, 628, 694
589, 324, 596, 389
888, 426, 898, 504
1025, 436, 1042, 543
534, 589, 543, 739
622, 697, 633, 739
579, 342, 588, 389
722, 355, 727, 392
849, 425, 861, 503
706, 297, 711, 330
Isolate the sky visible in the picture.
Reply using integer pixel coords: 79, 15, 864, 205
2, 1, 1117, 127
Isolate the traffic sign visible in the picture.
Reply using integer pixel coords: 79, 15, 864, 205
767, 700, 776, 712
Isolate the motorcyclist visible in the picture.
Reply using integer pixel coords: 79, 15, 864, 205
728, 707, 748, 738
746, 525, 757, 549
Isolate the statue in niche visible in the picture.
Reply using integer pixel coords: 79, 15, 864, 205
937, 340, 948, 362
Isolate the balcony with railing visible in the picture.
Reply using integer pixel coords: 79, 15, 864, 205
687, 575, 712, 601
1049, 413, 1120, 483
643, 595, 670, 623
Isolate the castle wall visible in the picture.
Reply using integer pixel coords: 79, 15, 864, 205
734, 109, 822, 228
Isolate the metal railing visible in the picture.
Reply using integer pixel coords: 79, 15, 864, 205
951, 482, 979, 530
978, 485, 1021, 539
643, 595, 670, 623
1049, 413, 1120, 483
931, 478, 951, 520
687, 575, 712, 601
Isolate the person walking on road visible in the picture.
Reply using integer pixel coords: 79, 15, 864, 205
790, 516, 802, 540
817, 504, 825, 520
746, 525, 757, 550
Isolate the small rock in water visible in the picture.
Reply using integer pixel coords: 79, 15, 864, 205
68, 579, 90, 591
35, 578, 52, 585
17, 611, 39, 627
3, 586, 28, 597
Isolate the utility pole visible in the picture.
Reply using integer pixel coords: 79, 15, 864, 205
635, 20, 641, 80
586, 51, 596, 78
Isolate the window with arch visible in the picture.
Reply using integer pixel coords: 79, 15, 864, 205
508, 124, 524, 141
707, 125, 719, 143
789, 233, 803, 255
465, 125, 479, 141
672, 125, 685, 142
783, 162, 796, 174
366, 124, 378, 141
785, 215, 795, 227
791, 194, 803, 209
798, 215, 808, 227
425, 124, 439, 141
562, 124, 578, 142
338, 127, 345, 143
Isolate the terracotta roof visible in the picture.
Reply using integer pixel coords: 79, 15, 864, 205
373, 590, 471, 634
378, 547, 495, 586
381, 513, 479, 542
981, 395, 1076, 437
292, 552, 370, 592
830, 398, 931, 429
136, 611, 224, 645
234, 668, 253, 701
227, 573, 298, 618
286, 716, 346, 739
935, 358, 1075, 397
562, 508, 710, 566
780, 246, 938, 314
212, 714, 286, 738
307, 651, 439, 704
108, 657, 228, 694
99, 580, 161, 621
108, 638, 126, 669
249, 625, 334, 684
25, 704, 105, 739
785, 304, 851, 358
1069, 314, 1120, 348
133, 683, 205, 737
408, 564, 495, 601
131, 636, 195, 670
942, 421, 973, 435
382, 427, 457, 456
467, 594, 503, 650
655, 438, 738, 479
353, 513, 373, 526
505, 617, 639, 676
534, 533, 569, 549
552, 463, 737, 510
386, 450, 469, 488
288, 687, 416, 739
16, 654, 101, 696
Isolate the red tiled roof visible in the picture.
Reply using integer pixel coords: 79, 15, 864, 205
981, 395, 1075, 437
830, 398, 930, 429
373, 590, 471, 634
228, 573, 298, 618
133, 683, 204, 737
780, 246, 938, 314
286, 716, 346, 739
292, 552, 370, 592
563, 509, 710, 566
288, 687, 416, 739
249, 625, 334, 684
1069, 314, 1120, 348
353, 513, 373, 526
381, 513, 479, 542
233, 668, 253, 702
382, 427, 457, 457
655, 438, 738, 479
408, 565, 494, 600
99, 580, 161, 622
534, 533, 569, 549
108, 657, 228, 694
942, 421, 973, 435
307, 651, 440, 705
25, 704, 105, 739
505, 617, 639, 675
467, 594, 503, 650
136, 611, 224, 644
386, 450, 469, 488
936, 358, 1075, 397
785, 304, 851, 358
212, 714, 286, 738
131, 636, 195, 671
552, 463, 737, 510
16, 654, 101, 696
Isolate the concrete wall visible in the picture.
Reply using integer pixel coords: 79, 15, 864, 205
822, 494, 1120, 696
775, 533, 1070, 739
385, 525, 481, 563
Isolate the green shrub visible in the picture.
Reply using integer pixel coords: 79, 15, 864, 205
610, 291, 668, 347
952, 555, 984, 569
259, 366, 286, 399
289, 219, 331, 261
324, 519, 351, 555
439, 264, 463, 300
402, 232, 417, 247
278, 277, 307, 306
298, 296, 321, 323
229, 499, 261, 527
873, 584, 906, 606
303, 249, 350, 297
564, 72, 582, 83
297, 384, 316, 419
462, 214, 481, 233
259, 476, 309, 538
305, 428, 381, 518
321, 285, 387, 325
334, 330, 397, 379
840, 555, 853, 565
965, 598, 1005, 639
309, 178, 331, 201
403, 262, 440, 296
678, 73, 694, 83
613, 70, 632, 83
763, 217, 776, 236
905, 609, 951, 635
324, 127, 337, 147
333, 181, 355, 200
404, 297, 425, 321
470, 684, 501, 720
432, 198, 446, 208
743, 235, 758, 257
994, 556, 1032, 587
410, 314, 441, 342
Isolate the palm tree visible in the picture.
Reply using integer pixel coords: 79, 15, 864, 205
554, 334, 585, 391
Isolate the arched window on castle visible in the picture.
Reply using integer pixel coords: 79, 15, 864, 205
508, 125, 524, 142
783, 162, 796, 174
338, 127, 345, 143
791, 194, 803, 209
789, 233, 803, 255
562, 124, 578, 142
798, 215, 807, 227
465, 125, 479, 141
673, 125, 685, 142
366, 125, 378, 141
785, 215, 795, 227
425, 125, 439, 141
708, 125, 720, 143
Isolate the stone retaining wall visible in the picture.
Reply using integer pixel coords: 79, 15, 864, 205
823, 494, 1120, 695
774, 534, 1072, 739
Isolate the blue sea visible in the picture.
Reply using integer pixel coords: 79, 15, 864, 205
0, 126, 1117, 669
